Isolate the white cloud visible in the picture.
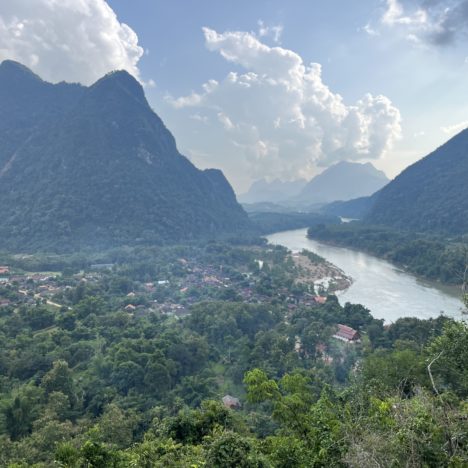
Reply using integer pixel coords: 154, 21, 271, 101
361, 23, 380, 36
168, 28, 401, 183
382, 0, 427, 26
257, 20, 283, 43
189, 113, 209, 124
441, 120, 468, 134
217, 112, 235, 130
378, 0, 468, 46
0, 0, 144, 85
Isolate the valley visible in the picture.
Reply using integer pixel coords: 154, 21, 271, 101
0, 50, 466, 466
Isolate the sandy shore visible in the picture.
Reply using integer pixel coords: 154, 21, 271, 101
290, 251, 352, 293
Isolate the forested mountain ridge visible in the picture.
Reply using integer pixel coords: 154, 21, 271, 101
0, 61, 252, 252
364, 129, 468, 234
325, 130, 468, 234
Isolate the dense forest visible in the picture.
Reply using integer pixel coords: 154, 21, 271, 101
323, 129, 468, 236
308, 223, 468, 285
0, 61, 253, 252
0, 241, 466, 466
364, 129, 468, 234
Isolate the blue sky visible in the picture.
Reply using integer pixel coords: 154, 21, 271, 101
2, 0, 468, 191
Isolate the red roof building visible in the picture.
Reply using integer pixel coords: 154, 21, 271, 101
333, 324, 360, 342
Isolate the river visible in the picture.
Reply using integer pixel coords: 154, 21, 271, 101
266, 228, 465, 322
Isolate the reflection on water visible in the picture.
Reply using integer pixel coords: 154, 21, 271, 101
267, 228, 464, 322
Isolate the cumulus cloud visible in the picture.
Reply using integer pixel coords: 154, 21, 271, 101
441, 120, 468, 134
168, 28, 401, 183
0, 0, 144, 85
378, 0, 468, 46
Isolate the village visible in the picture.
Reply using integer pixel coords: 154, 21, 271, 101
0, 246, 365, 442
0, 248, 361, 362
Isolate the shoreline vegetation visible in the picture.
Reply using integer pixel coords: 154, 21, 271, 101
307, 223, 467, 286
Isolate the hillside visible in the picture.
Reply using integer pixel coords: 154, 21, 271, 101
324, 194, 378, 219
364, 129, 468, 234
296, 161, 389, 205
0, 61, 253, 252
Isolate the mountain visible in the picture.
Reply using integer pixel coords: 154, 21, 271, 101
238, 178, 307, 204
363, 129, 468, 234
296, 161, 389, 205
0, 61, 253, 252
324, 195, 377, 220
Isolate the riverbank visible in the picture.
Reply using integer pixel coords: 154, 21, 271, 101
290, 251, 352, 293
307, 223, 466, 286
267, 228, 464, 322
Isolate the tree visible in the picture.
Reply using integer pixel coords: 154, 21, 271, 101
41, 360, 77, 407
95, 404, 139, 449
205, 431, 264, 468
3, 395, 36, 440
427, 321, 468, 398
79, 441, 118, 467
244, 370, 346, 466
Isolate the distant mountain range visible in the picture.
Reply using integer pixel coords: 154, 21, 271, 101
0, 60, 252, 251
239, 161, 389, 208
325, 129, 468, 234
238, 178, 307, 204
295, 161, 389, 205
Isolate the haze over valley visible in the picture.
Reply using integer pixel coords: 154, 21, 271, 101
0, 1, 466, 466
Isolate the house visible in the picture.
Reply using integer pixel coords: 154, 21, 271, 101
124, 304, 136, 312
126, 292, 136, 298
0, 266, 9, 275
0, 299, 11, 307
144, 282, 155, 292
333, 324, 360, 343
314, 296, 327, 304
203, 275, 221, 285
222, 395, 241, 409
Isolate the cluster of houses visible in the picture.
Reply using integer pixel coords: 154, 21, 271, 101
0, 266, 9, 285
119, 254, 335, 319
0, 267, 69, 309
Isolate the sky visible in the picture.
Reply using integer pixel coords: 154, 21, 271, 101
1, 0, 468, 192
